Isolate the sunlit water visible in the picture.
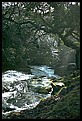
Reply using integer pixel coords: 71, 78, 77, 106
2, 65, 60, 116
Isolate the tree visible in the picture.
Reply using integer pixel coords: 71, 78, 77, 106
2, 2, 80, 70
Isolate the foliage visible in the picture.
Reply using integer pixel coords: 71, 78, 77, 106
2, 2, 80, 71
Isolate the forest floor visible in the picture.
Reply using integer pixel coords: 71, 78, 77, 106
3, 70, 80, 119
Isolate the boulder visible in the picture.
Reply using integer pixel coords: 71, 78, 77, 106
54, 63, 76, 76
51, 82, 65, 96
17, 67, 32, 74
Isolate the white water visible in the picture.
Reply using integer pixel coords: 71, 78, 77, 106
2, 65, 60, 116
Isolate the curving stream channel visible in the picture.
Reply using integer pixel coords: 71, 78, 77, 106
2, 65, 61, 117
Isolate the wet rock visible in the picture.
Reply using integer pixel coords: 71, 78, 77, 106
2, 104, 15, 112
51, 82, 65, 96
2, 114, 7, 119
17, 67, 32, 74
2, 86, 9, 93
37, 87, 52, 94
2, 70, 80, 119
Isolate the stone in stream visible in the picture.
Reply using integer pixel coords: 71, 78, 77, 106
2, 86, 9, 93
51, 82, 65, 96
2, 66, 60, 118
2, 104, 15, 112
17, 67, 32, 74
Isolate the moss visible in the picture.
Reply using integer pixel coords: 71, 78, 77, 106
41, 87, 80, 119
5, 70, 80, 119
56, 86, 67, 96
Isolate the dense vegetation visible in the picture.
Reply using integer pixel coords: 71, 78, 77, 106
2, 2, 80, 71
2, 2, 80, 119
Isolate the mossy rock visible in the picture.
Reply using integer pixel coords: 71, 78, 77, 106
3, 70, 80, 119
33, 86, 52, 94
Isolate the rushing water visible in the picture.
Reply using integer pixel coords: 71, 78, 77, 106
2, 65, 60, 116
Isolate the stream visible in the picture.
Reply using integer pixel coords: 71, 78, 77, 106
2, 65, 61, 117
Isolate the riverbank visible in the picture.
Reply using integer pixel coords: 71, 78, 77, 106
3, 70, 80, 119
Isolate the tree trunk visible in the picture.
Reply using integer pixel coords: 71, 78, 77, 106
75, 49, 80, 70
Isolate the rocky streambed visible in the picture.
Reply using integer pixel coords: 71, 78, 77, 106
2, 66, 80, 119
2, 65, 63, 119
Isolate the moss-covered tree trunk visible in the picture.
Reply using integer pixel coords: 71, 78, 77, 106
75, 49, 80, 70
59, 34, 80, 70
